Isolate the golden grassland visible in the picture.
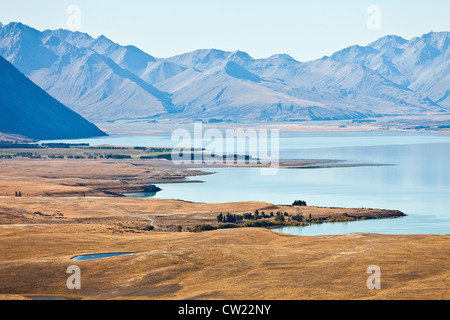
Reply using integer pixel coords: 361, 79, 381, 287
0, 196, 404, 231
0, 223, 448, 300
0, 160, 210, 197
0, 159, 448, 300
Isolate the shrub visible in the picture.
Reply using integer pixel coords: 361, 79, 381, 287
243, 213, 254, 220
192, 225, 217, 232
217, 224, 238, 229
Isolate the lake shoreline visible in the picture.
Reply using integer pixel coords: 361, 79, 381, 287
0, 195, 406, 233
0, 158, 391, 198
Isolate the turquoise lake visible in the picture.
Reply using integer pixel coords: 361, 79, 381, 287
43, 131, 450, 236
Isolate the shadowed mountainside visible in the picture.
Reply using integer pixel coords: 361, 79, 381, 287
0, 55, 106, 140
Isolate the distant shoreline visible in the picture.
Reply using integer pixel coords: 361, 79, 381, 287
95, 117, 450, 136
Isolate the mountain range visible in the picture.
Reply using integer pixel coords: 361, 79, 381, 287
0, 22, 448, 123
0, 54, 106, 140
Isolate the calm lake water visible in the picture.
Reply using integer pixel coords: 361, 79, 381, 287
43, 131, 450, 236
72, 252, 135, 261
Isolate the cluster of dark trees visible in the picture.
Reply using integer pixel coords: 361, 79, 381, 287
135, 146, 173, 152
15, 152, 34, 157
217, 210, 275, 223
0, 141, 41, 149
216, 209, 315, 225
215, 200, 312, 225
274, 212, 291, 222
243, 210, 269, 220
140, 154, 171, 160
14, 191, 22, 197
217, 213, 244, 223
291, 214, 305, 222
105, 154, 132, 159
218, 210, 301, 224
94, 146, 128, 150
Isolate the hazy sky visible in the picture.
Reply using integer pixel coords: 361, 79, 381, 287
0, 0, 449, 61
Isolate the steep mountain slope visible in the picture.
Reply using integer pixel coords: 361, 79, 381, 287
28, 47, 174, 121
262, 58, 442, 117
330, 31, 450, 108
160, 60, 331, 121
139, 60, 187, 84
0, 22, 174, 122
160, 47, 445, 119
0, 55, 106, 140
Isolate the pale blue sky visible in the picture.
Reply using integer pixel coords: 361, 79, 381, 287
0, 0, 449, 61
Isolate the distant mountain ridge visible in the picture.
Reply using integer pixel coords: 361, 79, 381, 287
0, 55, 106, 140
330, 31, 450, 108
0, 22, 448, 123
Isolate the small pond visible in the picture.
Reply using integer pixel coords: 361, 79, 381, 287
71, 252, 136, 261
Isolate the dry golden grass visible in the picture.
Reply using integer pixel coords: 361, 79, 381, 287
0, 160, 208, 197
0, 223, 448, 300
0, 196, 403, 230
0, 159, 448, 300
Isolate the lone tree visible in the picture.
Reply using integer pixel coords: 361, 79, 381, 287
217, 213, 223, 223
